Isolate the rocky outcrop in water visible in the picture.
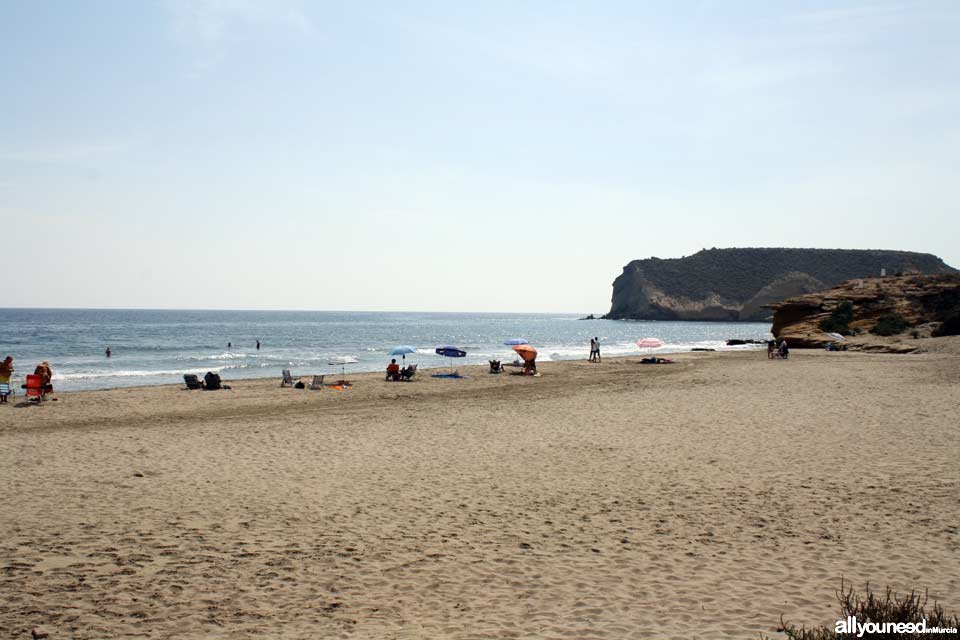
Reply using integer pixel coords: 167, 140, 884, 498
605, 248, 955, 321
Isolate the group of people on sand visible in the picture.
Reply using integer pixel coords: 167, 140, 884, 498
589, 337, 602, 362
384, 359, 416, 381
767, 339, 789, 359
0, 356, 55, 403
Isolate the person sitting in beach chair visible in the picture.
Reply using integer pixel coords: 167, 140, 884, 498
489, 360, 504, 374
400, 363, 417, 381
203, 371, 222, 390
778, 340, 789, 359
385, 359, 401, 381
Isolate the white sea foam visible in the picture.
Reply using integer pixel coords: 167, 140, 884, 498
53, 366, 227, 381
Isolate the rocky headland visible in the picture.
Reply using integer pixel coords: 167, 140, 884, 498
605, 248, 955, 321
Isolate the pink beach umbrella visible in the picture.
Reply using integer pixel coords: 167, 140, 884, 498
637, 337, 665, 355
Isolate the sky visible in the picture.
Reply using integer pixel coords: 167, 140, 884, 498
1, 1, 958, 313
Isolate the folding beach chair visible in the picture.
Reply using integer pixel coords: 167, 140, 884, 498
400, 364, 418, 381
24, 374, 46, 402
183, 374, 203, 389
309, 375, 325, 390
281, 369, 299, 387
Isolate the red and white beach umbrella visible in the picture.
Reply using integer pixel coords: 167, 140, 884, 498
637, 338, 665, 349
637, 338, 665, 355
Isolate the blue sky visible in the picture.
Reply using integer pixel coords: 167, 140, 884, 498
2, 1, 957, 312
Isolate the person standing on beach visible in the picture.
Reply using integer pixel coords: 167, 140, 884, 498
0, 356, 13, 403
589, 337, 597, 362
594, 337, 601, 363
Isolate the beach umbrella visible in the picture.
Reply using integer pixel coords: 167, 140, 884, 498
435, 346, 466, 373
389, 345, 417, 363
637, 337, 665, 355
328, 355, 359, 377
512, 344, 538, 362
637, 338, 665, 349
503, 338, 529, 346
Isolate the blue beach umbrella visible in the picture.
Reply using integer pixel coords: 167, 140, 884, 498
389, 345, 417, 363
503, 338, 529, 346
435, 346, 467, 375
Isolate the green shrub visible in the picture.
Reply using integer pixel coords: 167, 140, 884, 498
765, 580, 959, 640
872, 313, 909, 336
819, 301, 855, 335
932, 311, 960, 337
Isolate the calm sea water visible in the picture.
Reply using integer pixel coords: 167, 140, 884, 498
0, 309, 772, 391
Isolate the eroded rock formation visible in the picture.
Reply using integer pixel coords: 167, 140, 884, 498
769, 274, 960, 350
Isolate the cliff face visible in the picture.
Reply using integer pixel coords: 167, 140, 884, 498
770, 274, 960, 350
605, 248, 956, 321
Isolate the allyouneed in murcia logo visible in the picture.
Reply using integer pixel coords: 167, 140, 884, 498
835, 616, 958, 636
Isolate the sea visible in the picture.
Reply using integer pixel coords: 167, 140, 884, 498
0, 309, 772, 392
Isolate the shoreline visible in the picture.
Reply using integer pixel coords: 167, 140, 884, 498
39, 344, 769, 395
30, 332, 960, 395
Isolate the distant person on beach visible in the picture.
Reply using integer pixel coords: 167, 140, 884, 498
779, 340, 789, 359
105, 346, 112, 358
386, 359, 401, 381
256, 339, 260, 350
767, 340, 775, 359
594, 337, 601, 363
589, 338, 597, 362
34, 361, 54, 392
227, 342, 232, 349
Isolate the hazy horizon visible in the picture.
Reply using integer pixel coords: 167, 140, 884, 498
3, 1, 958, 312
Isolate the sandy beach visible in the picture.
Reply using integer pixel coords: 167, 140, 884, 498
1, 346, 958, 639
